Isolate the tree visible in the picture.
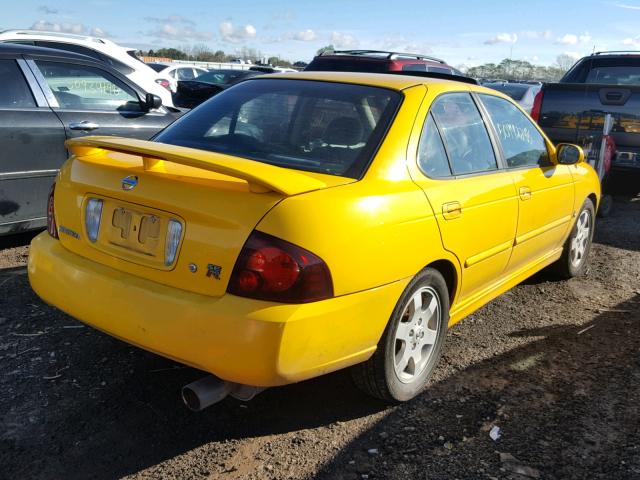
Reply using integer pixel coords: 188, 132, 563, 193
555, 54, 577, 73
316, 45, 335, 56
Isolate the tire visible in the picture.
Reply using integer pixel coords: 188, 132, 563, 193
597, 194, 613, 218
554, 198, 595, 279
350, 268, 449, 402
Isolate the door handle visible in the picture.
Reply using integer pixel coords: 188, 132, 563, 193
69, 121, 99, 131
519, 186, 532, 200
442, 201, 462, 220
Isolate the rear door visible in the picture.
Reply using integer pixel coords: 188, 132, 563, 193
0, 55, 66, 233
478, 93, 575, 273
410, 92, 519, 302
29, 58, 173, 140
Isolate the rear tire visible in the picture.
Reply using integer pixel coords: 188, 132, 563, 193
350, 268, 449, 402
597, 194, 613, 218
554, 198, 595, 279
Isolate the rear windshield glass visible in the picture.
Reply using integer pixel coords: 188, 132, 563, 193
155, 79, 401, 178
305, 58, 388, 73
196, 70, 253, 85
147, 63, 167, 73
485, 83, 528, 100
585, 66, 640, 85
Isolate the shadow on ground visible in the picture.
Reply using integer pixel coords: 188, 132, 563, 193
316, 294, 640, 480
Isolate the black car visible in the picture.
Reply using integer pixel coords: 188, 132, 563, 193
0, 44, 183, 235
174, 69, 263, 109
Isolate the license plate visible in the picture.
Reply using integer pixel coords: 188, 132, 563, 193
109, 207, 162, 257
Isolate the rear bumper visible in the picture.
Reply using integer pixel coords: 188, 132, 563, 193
28, 233, 408, 386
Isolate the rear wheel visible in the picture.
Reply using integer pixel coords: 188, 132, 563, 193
554, 198, 595, 278
351, 268, 449, 402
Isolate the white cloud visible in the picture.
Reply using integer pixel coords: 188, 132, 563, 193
145, 16, 211, 41
556, 33, 578, 45
330, 31, 359, 49
623, 36, 640, 47
292, 29, 316, 42
484, 33, 518, 45
31, 20, 107, 36
556, 32, 592, 45
563, 51, 582, 60
380, 35, 433, 54
219, 21, 257, 43
615, 2, 640, 9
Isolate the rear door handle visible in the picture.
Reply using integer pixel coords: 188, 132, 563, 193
519, 186, 532, 200
442, 201, 462, 219
69, 121, 99, 131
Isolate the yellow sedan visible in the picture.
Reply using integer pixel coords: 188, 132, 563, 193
28, 72, 600, 408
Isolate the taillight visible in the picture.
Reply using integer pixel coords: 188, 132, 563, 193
228, 231, 333, 303
530, 89, 544, 122
47, 183, 58, 239
155, 78, 171, 90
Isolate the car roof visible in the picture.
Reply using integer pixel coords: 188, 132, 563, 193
252, 71, 497, 92
0, 42, 95, 61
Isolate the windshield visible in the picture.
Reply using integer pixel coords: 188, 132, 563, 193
155, 79, 401, 178
485, 83, 529, 101
196, 70, 250, 85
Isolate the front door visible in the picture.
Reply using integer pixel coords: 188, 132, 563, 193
31, 59, 171, 140
410, 92, 519, 302
0, 57, 66, 234
477, 93, 575, 273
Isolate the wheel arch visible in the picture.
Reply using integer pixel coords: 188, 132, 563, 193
424, 258, 459, 305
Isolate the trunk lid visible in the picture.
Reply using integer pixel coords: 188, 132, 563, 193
54, 136, 354, 297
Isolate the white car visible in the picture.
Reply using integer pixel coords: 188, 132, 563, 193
147, 63, 208, 93
0, 30, 174, 107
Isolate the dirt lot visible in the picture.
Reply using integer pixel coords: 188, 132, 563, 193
1, 190, 639, 480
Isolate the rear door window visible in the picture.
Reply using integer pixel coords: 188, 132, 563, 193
0, 59, 36, 108
177, 68, 196, 80
430, 93, 497, 175
479, 94, 549, 168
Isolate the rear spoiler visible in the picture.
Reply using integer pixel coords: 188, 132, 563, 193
65, 136, 328, 196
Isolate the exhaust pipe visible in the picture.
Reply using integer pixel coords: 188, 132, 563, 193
181, 375, 265, 411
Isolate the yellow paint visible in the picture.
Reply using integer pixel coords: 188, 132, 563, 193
29, 72, 600, 387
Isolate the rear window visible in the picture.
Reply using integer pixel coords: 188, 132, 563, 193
305, 58, 388, 73
485, 83, 529, 101
564, 56, 640, 85
155, 79, 401, 178
585, 66, 640, 85
147, 63, 167, 73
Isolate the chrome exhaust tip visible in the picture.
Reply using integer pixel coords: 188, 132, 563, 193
181, 375, 265, 411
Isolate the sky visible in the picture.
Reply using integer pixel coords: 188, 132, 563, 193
3, 0, 640, 68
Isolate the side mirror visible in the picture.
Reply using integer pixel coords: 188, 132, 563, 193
556, 143, 585, 165
142, 93, 162, 111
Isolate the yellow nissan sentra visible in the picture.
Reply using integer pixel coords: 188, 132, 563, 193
29, 72, 599, 406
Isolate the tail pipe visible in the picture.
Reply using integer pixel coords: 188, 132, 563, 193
181, 375, 265, 411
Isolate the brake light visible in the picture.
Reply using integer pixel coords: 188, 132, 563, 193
46, 183, 58, 239
530, 89, 544, 122
155, 78, 171, 90
228, 231, 333, 303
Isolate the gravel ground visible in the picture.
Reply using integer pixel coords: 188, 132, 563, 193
0, 191, 638, 480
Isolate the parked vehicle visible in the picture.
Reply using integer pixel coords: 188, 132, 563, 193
305, 49, 463, 75
249, 65, 297, 73
533, 51, 640, 172
29, 72, 599, 408
147, 62, 208, 93
483, 82, 541, 113
173, 69, 263, 109
0, 44, 182, 235
0, 30, 174, 107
